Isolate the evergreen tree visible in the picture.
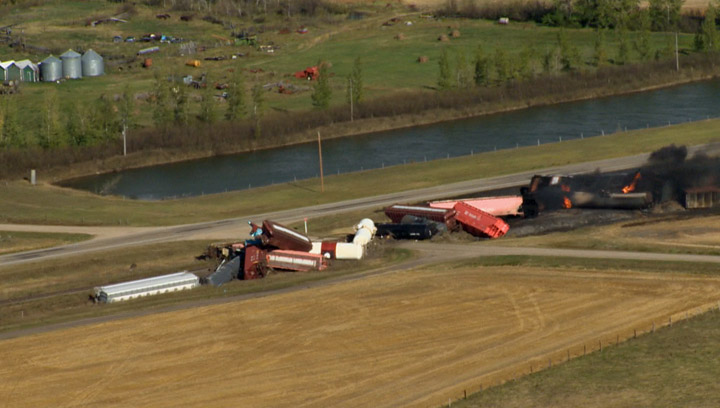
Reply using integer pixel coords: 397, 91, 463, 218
454, 50, 472, 88
251, 83, 265, 140
634, 12, 653, 61
311, 62, 332, 109
225, 68, 247, 121
698, 4, 719, 51
493, 48, 511, 83
64, 102, 86, 147
437, 48, 453, 90
173, 84, 189, 126
473, 45, 489, 86
616, 28, 630, 64
557, 29, 580, 71
198, 79, 217, 124
517, 45, 535, 80
594, 29, 608, 66
152, 72, 173, 130
39, 89, 63, 148
1, 101, 24, 148
347, 56, 364, 104
118, 86, 134, 130
649, 0, 684, 32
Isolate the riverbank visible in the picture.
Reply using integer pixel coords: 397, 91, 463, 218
43, 57, 720, 184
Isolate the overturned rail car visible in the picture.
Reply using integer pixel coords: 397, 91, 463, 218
384, 204, 457, 230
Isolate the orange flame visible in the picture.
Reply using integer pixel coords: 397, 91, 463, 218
563, 196, 572, 209
622, 172, 642, 194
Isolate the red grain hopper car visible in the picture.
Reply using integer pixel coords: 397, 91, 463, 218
453, 201, 509, 239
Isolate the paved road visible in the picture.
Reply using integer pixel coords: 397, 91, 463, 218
1, 143, 718, 267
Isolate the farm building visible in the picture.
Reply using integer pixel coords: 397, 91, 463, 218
40, 55, 62, 82
93, 271, 200, 303
14, 60, 39, 82
0, 60, 13, 80
81, 49, 104, 77
60, 49, 82, 79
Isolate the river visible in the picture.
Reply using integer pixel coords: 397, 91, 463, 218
60, 79, 720, 200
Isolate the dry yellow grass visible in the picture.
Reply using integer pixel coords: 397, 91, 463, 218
2, 265, 720, 407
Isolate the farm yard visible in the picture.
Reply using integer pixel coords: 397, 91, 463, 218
2, 259, 720, 407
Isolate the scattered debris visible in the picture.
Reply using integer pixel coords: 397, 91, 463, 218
180, 15, 194, 22
394, 33, 405, 40
88, 17, 127, 27
450, 29, 461, 38
156, 13, 171, 20
186, 59, 201, 67
498, 17, 510, 25
297, 26, 308, 34
137, 46, 160, 55
438, 34, 449, 42
142, 58, 152, 68
417, 56, 429, 63
294, 66, 319, 80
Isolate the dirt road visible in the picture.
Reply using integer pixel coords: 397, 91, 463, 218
2, 263, 719, 408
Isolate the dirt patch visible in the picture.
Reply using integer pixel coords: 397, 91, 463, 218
1, 265, 719, 407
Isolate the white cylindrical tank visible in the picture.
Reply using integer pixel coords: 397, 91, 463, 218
310, 242, 322, 255
354, 218, 376, 235
335, 243, 363, 260
353, 228, 372, 246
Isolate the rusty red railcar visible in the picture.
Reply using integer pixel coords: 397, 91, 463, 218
384, 204, 457, 230
453, 201, 509, 239
266, 250, 327, 272
261, 220, 313, 252
243, 245, 266, 280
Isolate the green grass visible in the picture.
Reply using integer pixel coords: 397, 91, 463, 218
0, 0, 697, 131
1, 117, 719, 226
453, 309, 720, 408
0, 240, 412, 334
0, 230, 91, 255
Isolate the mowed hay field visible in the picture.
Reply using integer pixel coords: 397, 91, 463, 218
3, 264, 720, 408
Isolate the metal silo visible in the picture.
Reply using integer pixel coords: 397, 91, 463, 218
40, 56, 62, 82
81, 49, 104, 77
60, 49, 82, 79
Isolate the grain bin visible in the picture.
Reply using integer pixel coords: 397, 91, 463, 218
60, 49, 82, 79
40, 55, 62, 82
81, 49, 104, 77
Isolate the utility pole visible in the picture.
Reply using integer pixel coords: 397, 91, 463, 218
122, 120, 127, 156
317, 131, 324, 193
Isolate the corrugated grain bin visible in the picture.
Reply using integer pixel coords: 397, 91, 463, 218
243, 246, 266, 280
384, 204, 457, 230
352, 228, 372, 246
260, 220, 313, 252
60, 49, 82, 79
81, 49, 104, 76
266, 250, 327, 272
453, 202, 509, 239
376, 223, 437, 240
335, 243, 363, 260
40, 55, 62, 82
430, 196, 524, 217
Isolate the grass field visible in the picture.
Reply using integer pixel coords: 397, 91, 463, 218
455, 305, 720, 408
2, 256, 719, 407
0, 239, 410, 333
0, 0, 698, 132
1, 117, 719, 226
0, 230, 90, 255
